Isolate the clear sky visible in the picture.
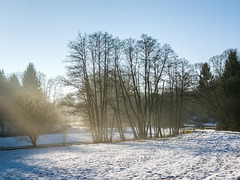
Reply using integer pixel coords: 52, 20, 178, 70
0, 0, 240, 78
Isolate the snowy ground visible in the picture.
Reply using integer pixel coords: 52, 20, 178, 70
0, 130, 240, 179
0, 126, 93, 148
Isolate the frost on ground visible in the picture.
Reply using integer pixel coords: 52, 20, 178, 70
0, 130, 240, 180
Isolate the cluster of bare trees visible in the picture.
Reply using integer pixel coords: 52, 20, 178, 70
63, 32, 192, 142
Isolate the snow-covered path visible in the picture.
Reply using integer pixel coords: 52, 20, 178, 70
0, 130, 240, 179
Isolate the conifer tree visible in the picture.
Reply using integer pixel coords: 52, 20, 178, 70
0, 70, 7, 95
222, 50, 240, 96
22, 63, 41, 94
198, 63, 213, 90
222, 50, 240, 130
8, 74, 21, 95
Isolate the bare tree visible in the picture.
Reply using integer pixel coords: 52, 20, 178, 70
16, 93, 58, 147
64, 32, 127, 142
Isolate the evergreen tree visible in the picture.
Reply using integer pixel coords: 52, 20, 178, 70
8, 74, 21, 95
0, 70, 7, 95
0, 70, 18, 136
222, 50, 240, 130
222, 50, 240, 96
22, 63, 41, 94
198, 63, 213, 90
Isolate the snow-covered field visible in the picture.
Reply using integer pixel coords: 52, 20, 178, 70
0, 126, 93, 148
0, 130, 240, 179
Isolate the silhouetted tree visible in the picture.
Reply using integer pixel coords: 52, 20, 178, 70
222, 50, 240, 130
64, 32, 197, 140
194, 49, 240, 131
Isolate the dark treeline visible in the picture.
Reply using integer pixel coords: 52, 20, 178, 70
196, 50, 240, 131
62, 32, 240, 143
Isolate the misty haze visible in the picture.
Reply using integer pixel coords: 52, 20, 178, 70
1, 0, 240, 179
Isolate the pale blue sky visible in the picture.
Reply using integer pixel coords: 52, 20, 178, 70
0, 0, 240, 78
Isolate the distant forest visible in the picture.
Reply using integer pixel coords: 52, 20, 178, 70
1, 32, 240, 144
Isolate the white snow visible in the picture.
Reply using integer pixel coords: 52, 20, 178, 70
0, 126, 93, 148
0, 130, 240, 179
